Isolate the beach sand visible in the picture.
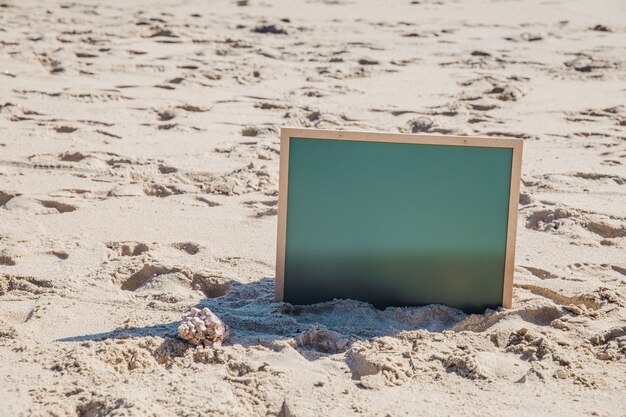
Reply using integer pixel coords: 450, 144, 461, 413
0, 0, 625, 415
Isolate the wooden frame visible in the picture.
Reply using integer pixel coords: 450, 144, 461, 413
275, 127, 523, 308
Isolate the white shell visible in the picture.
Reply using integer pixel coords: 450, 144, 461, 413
177, 307, 229, 346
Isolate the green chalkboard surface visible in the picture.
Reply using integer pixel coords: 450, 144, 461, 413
276, 129, 522, 313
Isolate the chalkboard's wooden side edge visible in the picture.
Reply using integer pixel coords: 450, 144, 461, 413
275, 129, 291, 302
280, 127, 523, 149
502, 141, 524, 308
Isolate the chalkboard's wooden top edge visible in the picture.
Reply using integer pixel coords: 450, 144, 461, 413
280, 127, 523, 150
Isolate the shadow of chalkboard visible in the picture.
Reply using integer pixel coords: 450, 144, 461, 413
276, 129, 523, 313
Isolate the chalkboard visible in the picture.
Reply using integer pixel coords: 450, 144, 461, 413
275, 128, 523, 313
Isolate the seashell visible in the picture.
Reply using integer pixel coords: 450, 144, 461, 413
177, 307, 229, 346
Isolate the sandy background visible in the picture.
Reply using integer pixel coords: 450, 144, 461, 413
0, 0, 625, 415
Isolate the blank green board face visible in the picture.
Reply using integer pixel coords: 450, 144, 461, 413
283, 137, 513, 313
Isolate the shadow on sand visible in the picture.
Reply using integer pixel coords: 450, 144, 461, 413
56, 277, 468, 352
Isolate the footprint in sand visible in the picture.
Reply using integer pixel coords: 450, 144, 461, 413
48, 251, 69, 260
30, 151, 136, 169
243, 199, 278, 218
176, 104, 210, 113
0, 253, 16, 266
565, 105, 624, 126
0, 191, 17, 207
107, 241, 150, 258
515, 282, 619, 315
521, 266, 559, 280
172, 242, 201, 255
117, 264, 231, 301
525, 205, 626, 241
0, 275, 54, 296
39, 200, 77, 213
241, 125, 278, 138
2, 196, 77, 214
143, 183, 191, 198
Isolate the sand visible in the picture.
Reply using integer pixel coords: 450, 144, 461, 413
0, 0, 625, 415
